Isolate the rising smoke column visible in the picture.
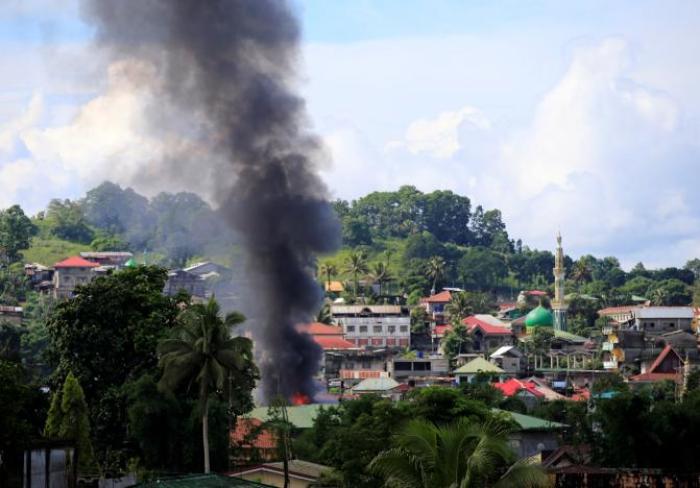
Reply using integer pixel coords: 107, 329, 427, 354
81, 0, 340, 401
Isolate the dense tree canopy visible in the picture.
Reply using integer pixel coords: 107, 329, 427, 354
0, 205, 37, 264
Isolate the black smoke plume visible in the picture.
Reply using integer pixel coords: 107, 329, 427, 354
81, 0, 340, 401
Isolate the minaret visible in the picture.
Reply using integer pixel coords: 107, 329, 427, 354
552, 231, 568, 331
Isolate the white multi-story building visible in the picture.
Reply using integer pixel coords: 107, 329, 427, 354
331, 304, 411, 348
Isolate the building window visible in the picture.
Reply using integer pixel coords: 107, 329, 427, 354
394, 362, 411, 371
388, 325, 396, 334
400, 325, 408, 333
373, 325, 383, 334
346, 326, 355, 333
362, 360, 371, 368
414, 362, 431, 371
359, 326, 368, 334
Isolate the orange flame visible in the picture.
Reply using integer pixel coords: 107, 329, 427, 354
291, 392, 311, 405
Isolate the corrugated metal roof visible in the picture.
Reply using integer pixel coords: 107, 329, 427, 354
247, 404, 323, 429
352, 377, 400, 392
454, 357, 504, 374
330, 305, 404, 314
494, 409, 567, 431
635, 307, 694, 319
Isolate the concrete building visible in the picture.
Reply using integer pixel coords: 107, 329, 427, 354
490, 345, 523, 374
52, 256, 99, 299
331, 304, 410, 348
164, 269, 206, 298
388, 356, 450, 380
632, 307, 694, 335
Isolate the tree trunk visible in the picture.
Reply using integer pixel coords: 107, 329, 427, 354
202, 396, 211, 473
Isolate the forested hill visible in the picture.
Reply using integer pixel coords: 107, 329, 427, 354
2, 182, 699, 317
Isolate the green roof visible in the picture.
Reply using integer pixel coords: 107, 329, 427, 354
352, 377, 400, 392
524, 306, 554, 327
133, 474, 273, 487
494, 409, 567, 431
519, 329, 588, 344
247, 404, 324, 429
454, 357, 504, 375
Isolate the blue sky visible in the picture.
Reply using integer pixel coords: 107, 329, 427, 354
1, 1, 700, 268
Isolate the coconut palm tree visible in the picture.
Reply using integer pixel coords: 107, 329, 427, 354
571, 258, 592, 287
319, 261, 338, 292
157, 298, 255, 473
445, 291, 473, 325
345, 251, 369, 299
370, 418, 547, 488
371, 261, 392, 297
426, 256, 446, 296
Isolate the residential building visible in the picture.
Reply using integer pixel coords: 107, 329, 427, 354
419, 290, 452, 325
598, 305, 636, 324
490, 346, 523, 374
352, 377, 403, 399
497, 409, 566, 459
388, 356, 450, 380
24, 263, 54, 292
335, 349, 390, 382
79, 251, 133, 268
231, 460, 332, 488
331, 304, 410, 348
454, 357, 505, 384
184, 261, 232, 280
300, 322, 358, 379
52, 256, 99, 299
632, 306, 694, 335
463, 315, 515, 353
0, 305, 23, 325
164, 269, 206, 298
629, 344, 684, 384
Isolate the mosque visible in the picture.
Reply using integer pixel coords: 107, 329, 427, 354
524, 232, 568, 334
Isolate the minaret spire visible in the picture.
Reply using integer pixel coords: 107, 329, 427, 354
552, 231, 568, 331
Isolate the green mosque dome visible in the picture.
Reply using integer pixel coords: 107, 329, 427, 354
524, 305, 554, 328
124, 258, 138, 268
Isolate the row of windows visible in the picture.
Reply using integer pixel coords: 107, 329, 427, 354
346, 325, 409, 334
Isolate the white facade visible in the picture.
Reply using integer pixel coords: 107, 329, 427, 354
331, 304, 411, 348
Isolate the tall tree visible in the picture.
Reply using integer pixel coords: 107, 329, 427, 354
45, 372, 96, 472
157, 298, 256, 473
345, 251, 369, 299
0, 205, 37, 264
370, 261, 392, 296
445, 292, 473, 325
370, 418, 547, 488
426, 256, 446, 296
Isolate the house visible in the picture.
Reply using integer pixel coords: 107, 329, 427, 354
184, 261, 232, 277
420, 290, 452, 325
493, 378, 567, 408
632, 306, 694, 335
231, 460, 332, 488
598, 305, 636, 324
454, 357, 505, 384
0, 305, 23, 325
352, 377, 402, 399
300, 322, 358, 379
79, 251, 133, 267
331, 304, 410, 348
388, 356, 450, 380
463, 315, 515, 353
335, 348, 391, 382
231, 417, 279, 462
489, 345, 523, 374
52, 256, 99, 299
495, 409, 566, 458
629, 344, 684, 384
164, 269, 206, 298
24, 263, 54, 291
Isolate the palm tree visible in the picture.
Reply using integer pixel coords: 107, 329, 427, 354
157, 298, 255, 473
445, 291, 473, 325
370, 418, 547, 488
571, 258, 592, 287
319, 261, 338, 292
370, 261, 392, 297
426, 256, 446, 296
345, 251, 369, 299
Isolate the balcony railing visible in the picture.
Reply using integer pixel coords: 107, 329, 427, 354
602, 342, 615, 351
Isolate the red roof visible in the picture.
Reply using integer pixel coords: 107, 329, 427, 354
463, 316, 512, 335
598, 305, 636, 316
525, 290, 548, 296
570, 388, 590, 402
54, 256, 99, 268
499, 302, 517, 311
434, 324, 452, 337
493, 378, 544, 398
303, 322, 344, 336
231, 418, 277, 449
421, 290, 452, 304
629, 344, 683, 383
313, 335, 356, 350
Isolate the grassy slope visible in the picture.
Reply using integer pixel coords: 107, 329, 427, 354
23, 220, 91, 266
318, 238, 408, 282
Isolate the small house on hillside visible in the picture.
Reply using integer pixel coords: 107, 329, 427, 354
164, 269, 206, 298
463, 315, 514, 353
629, 344, 684, 384
495, 409, 566, 459
490, 346, 523, 374
454, 357, 505, 384
52, 256, 99, 299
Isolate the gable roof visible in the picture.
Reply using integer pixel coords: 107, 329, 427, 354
231, 417, 277, 449
304, 322, 344, 336
352, 377, 400, 392
463, 316, 513, 335
490, 345, 522, 358
494, 409, 567, 431
421, 290, 452, 303
54, 256, 99, 268
454, 357, 504, 374
629, 344, 684, 383
232, 460, 331, 482
493, 378, 544, 398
